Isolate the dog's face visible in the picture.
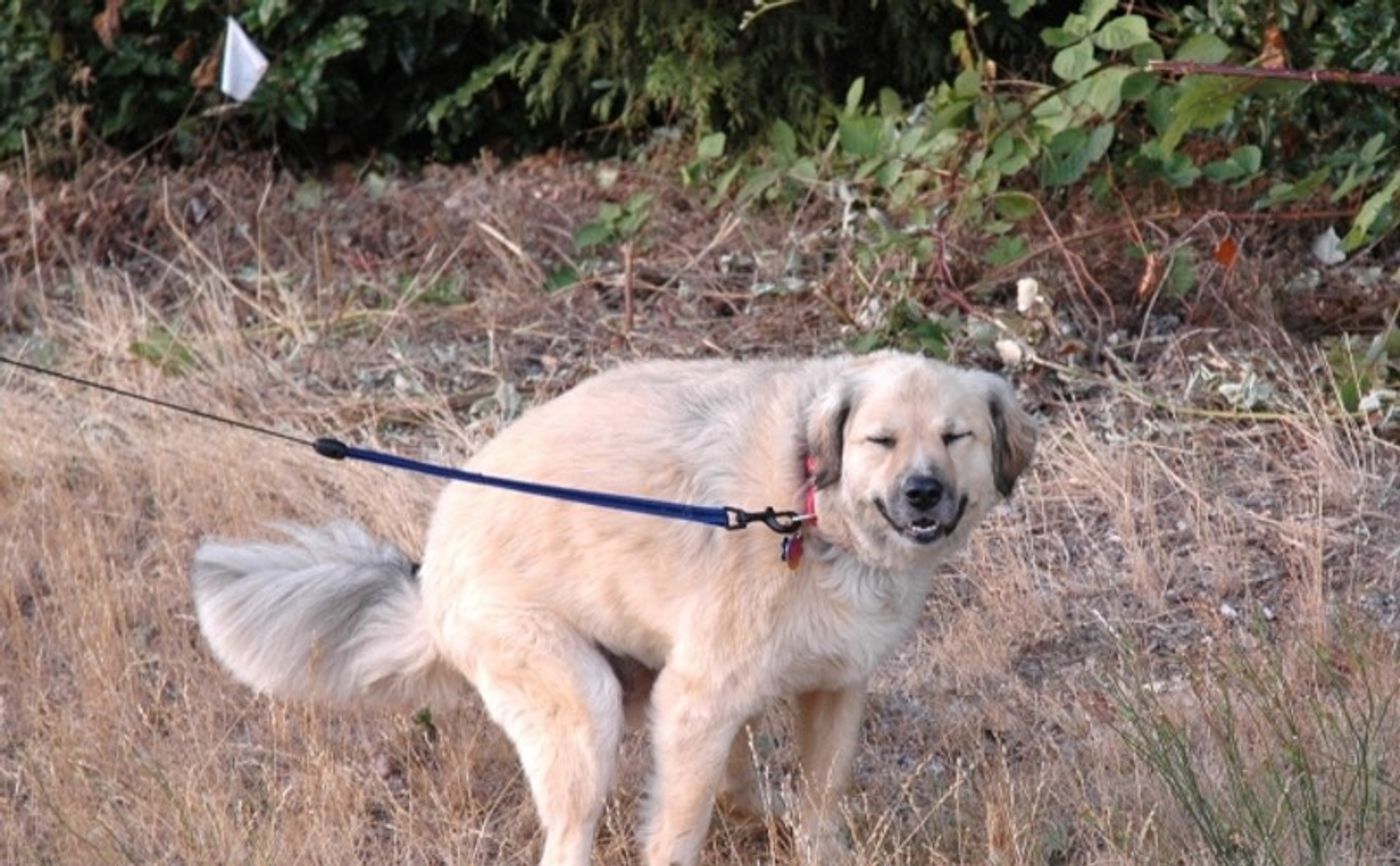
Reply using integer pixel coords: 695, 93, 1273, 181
806, 354, 1035, 567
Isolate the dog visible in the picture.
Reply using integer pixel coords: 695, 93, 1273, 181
192, 351, 1035, 866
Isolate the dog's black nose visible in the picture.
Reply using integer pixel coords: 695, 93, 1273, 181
902, 474, 944, 511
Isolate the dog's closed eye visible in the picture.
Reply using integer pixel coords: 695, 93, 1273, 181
867, 434, 897, 448
942, 431, 970, 446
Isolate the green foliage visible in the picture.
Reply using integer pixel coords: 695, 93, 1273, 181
2, 0, 1057, 163
676, 0, 1400, 299
130, 324, 199, 375
12, 0, 1400, 263
573, 192, 655, 250
1, 0, 556, 161
847, 299, 955, 358
1324, 323, 1400, 420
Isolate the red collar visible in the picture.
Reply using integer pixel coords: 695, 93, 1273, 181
782, 456, 819, 570
802, 454, 819, 525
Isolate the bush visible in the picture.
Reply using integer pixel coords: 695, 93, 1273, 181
2, 0, 554, 163
687, 0, 1400, 297
1, 0, 1061, 163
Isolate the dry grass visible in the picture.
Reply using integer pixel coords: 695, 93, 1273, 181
3, 159, 1399, 865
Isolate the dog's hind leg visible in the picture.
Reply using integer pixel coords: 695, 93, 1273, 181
461, 613, 623, 866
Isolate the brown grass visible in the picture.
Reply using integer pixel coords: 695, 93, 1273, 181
3, 158, 1399, 865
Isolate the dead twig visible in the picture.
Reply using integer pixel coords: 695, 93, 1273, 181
1148, 60, 1400, 88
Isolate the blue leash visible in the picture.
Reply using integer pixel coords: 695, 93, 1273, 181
1, 355, 805, 535
312, 437, 800, 532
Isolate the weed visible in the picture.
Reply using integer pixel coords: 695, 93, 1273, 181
1110, 627, 1399, 866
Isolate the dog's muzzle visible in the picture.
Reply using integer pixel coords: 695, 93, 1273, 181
874, 490, 969, 545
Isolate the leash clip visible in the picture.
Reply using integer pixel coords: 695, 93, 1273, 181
724, 507, 808, 535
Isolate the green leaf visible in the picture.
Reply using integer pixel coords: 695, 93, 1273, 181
1163, 248, 1198, 298
426, 44, 524, 132
1091, 15, 1151, 51
986, 132, 1034, 176
838, 115, 883, 158
994, 192, 1040, 222
1138, 141, 1202, 187
1007, 0, 1041, 19
1202, 159, 1244, 183
1085, 123, 1115, 163
1040, 127, 1092, 187
788, 157, 819, 184
618, 212, 648, 238
854, 155, 884, 182
953, 69, 982, 99
697, 131, 725, 160
844, 77, 866, 114
1041, 27, 1084, 48
847, 331, 886, 354
1086, 66, 1133, 116
737, 168, 781, 204
542, 266, 580, 293
1052, 38, 1095, 82
130, 325, 198, 375
573, 221, 614, 249
1083, 0, 1117, 32
1254, 166, 1329, 209
984, 234, 1029, 266
1359, 132, 1387, 164
1343, 169, 1400, 250
1173, 33, 1231, 63
878, 87, 903, 118
769, 119, 797, 164
1203, 145, 1262, 183
1145, 86, 1176, 134
1336, 376, 1366, 413
876, 158, 905, 190
1330, 163, 1370, 202
1234, 144, 1261, 174
1121, 70, 1158, 102
1130, 41, 1164, 65
706, 162, 744, 209
1159, 75, 1245, 152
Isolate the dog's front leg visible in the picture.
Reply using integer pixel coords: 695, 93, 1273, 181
795, 685, 866, 864
643, 666, 754, 866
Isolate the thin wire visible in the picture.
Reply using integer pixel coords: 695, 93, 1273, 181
0, 354, 313, 448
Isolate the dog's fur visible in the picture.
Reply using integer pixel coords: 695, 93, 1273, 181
192, 352, 1035, 866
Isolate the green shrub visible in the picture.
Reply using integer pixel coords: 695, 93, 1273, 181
2, 0, 556, 162
690, 0, 1400, 300
1, 0, 1062, 163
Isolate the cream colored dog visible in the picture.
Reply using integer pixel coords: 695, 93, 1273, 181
192, 351, 1035, 866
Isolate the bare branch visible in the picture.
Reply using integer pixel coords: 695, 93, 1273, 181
1147, 60, 1400, 89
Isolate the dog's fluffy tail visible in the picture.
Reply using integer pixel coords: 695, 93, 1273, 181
191, 522, 461, 709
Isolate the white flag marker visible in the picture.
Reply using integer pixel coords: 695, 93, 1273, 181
220, 17, 268, 102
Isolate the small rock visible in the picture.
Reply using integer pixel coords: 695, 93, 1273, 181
995, 338, 1025, 367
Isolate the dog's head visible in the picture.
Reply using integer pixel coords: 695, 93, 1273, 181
805, 353, 1036, 567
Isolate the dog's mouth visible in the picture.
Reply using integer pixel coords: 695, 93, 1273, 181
874, 495, 969, 545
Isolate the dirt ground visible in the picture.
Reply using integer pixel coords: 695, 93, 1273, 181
2, 154, 1398, 865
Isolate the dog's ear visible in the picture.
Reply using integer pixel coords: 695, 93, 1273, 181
805, 384, 852, 489
983, 376, 1037, 497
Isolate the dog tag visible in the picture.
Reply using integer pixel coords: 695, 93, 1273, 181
781, 532, 803, 570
